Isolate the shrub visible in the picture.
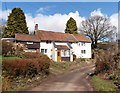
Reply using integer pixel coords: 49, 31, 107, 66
22, 52, 42, 58
94, 49, 120, 76
13, 43, 26, 57
2, 41, 13, 56
2, 77, 13, 91
2, 54, 51, 78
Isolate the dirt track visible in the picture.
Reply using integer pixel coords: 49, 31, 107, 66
29, 64, 95, 91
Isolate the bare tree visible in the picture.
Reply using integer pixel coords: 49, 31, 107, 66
79, 15, 116, 48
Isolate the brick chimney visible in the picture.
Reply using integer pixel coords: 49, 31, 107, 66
35, 24, 38, 31
34, 24, 38, 35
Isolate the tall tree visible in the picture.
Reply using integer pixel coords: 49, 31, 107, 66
65, 17, 78, 34
3, 8, 28, 38
79, 15, 116, 48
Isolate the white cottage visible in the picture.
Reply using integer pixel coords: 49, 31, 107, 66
15, 25, 91, 62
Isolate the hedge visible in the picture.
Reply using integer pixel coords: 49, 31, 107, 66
2, 53, 51, 78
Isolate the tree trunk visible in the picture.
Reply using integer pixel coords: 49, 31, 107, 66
94, 39, 98, 48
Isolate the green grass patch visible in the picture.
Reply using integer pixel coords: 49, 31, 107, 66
91, 75, 116, 91
50, 62, 72, 75
2, 56, 20, 60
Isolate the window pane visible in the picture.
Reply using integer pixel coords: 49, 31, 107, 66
81, 50, 86, 54
41, 49, 44, 54
84, 50, 86, 54
62, 50, 64, 56
45, 49, 47, 53
64, 50, 67, 56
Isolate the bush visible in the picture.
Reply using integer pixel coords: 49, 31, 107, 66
94, 49, 120, 76
13, 43, 26, 57
22, 52, 42, 58
3, 53, 51, 78
2, 41, 13, 56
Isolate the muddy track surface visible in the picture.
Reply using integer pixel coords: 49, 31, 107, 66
28, 64, 95, 91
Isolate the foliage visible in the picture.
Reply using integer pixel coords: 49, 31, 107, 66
2, 77, 13, 91
22, 52, 42, 58
3, 53, 51, 78
2, 41, 25, 57
3, 8, 28, 38
65, 17, 78, 34
80, 15, 116, 48
0, 40, 2, 55
2, 41, 13, 56
91, 75, 116, 91
13, 43, 26, 57
94, 46, 119, 75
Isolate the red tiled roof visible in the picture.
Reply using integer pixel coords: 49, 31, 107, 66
15, 30, 91, 43
15, 33, 40, 42
36, 30, 76, 42
73, 34, 91, 42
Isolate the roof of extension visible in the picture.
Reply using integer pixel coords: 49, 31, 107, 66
15, 33, 40, 42
15, 30, 91, 43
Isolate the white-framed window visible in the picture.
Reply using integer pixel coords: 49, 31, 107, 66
81, 42, 85, 46
41, 49, 47, 54
81, 50, 86, 54
78, 43, 80, 46
64, 50, 67, 56
62, 50, 64, 56
61, 50, 70, 57
27, 42, 33, 44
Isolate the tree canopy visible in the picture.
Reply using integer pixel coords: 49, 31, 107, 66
65, 17, 78, 34
79, 15, 116, 48
3, 8, 28, 38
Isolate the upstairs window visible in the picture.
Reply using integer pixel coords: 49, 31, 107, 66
81, 42, 85, 46
46, 41, 51, 44
27, 42, 33, 44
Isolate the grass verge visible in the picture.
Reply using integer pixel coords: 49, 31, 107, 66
91, 75, 116, 91
2, 56, 20, 60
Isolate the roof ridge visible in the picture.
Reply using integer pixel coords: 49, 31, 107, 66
39, 30, 71, 35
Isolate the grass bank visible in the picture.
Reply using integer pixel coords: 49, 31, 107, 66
91, 75, 116, 91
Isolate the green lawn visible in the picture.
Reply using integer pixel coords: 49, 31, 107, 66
91, 75, 116, 91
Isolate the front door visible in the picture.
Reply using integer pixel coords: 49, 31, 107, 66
57, 50, 61, 62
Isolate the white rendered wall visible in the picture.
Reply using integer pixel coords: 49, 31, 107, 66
71, 42, 91, 58
40, 41, 91, 61
40, 42, 53, 59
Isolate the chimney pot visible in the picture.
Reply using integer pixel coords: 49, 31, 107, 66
35, 24, 38, 31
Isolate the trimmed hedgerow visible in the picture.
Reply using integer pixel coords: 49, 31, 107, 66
2, 53, 51, 78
